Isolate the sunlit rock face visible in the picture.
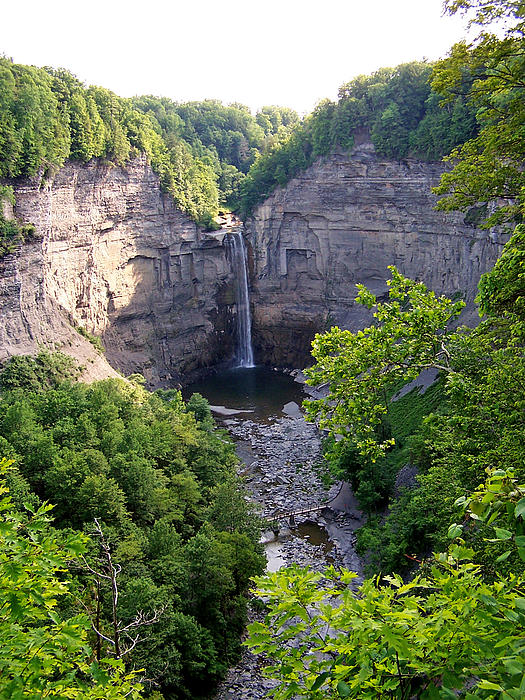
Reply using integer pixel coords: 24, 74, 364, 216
245, 142, 504, 367
0, 143, 506, 382
0, 157, 235, 385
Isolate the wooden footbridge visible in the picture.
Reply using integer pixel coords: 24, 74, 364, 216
264, 481, 344, 532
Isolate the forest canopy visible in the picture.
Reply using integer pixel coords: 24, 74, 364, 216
238, 60, 478, 215
0, 57, 298, 227
0, 51, 489, 228
0, 357, 265, 698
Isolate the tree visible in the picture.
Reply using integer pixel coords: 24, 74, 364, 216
0, 458, 143, 699
303, 267, 464, 460
247, 469, 525, 699
477, 223, 525, 317
301, 222, 524, 572
81, 519, 164, 661
432, 0, 525, 225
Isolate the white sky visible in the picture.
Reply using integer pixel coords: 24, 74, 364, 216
1, 0, 471, 115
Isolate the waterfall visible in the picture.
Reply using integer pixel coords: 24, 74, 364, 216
227, 230, 254, 367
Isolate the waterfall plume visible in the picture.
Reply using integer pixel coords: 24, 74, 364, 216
227, 230, 254, 367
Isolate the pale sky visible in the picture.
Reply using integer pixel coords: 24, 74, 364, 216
2, 0, 471, 115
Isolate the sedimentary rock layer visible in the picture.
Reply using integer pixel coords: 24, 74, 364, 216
0, 158, 234, 384
245, 143, 505, 366
0, 143, 506, 381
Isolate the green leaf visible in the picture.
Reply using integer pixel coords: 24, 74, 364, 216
30, 589, 45, 606
514, 497, 525, 519
311, 672, 331, 691
65, 538, 86, 556
495, 550, 511, 562
470, 501, 485, 516
480, 594, 498, 608
337, 680, 351, 697
48, 610, 60, 624
477, 680, 503, 691
8, 593, 24, 620
504, 659, 523, 676
514, 535, 525, 547
493, 527, 513, 540
494, 635, 517, 648
448, 523, 463, 539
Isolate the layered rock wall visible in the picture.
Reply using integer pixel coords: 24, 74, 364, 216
0, 158, 235, 385
0, 144, 507, 382
245, 143, 505, 366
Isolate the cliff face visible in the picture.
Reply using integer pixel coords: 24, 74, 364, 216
0, 158, 235, 385
245, 143, 505, 366
0, 145, 507, 382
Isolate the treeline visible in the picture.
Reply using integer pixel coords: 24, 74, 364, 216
0, 56, 484, 231
0, 354, 264, 698
0, 55, 480, 232
0, 59, 219, 226
239, 61, 477, 215
0, 56, 298, 229
132, 98, 298, 208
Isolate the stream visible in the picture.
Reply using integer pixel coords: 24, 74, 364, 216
184, 366, 364, 699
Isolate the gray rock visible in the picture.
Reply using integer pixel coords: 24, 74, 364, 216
245, 143, 506, 368
0, 157, 236, 385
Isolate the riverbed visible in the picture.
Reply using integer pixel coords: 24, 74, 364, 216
185, 366, 363, 698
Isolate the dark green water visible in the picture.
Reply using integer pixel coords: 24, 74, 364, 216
183, 366, 305, 421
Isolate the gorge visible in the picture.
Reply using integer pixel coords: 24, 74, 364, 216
1, 4, 524, 695
0, 140, 505, 383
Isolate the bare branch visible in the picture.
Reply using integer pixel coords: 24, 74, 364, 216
118, 606, 167, 634
81, 519, 167, 659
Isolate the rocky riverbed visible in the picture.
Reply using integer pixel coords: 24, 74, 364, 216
214, 401, 364, 699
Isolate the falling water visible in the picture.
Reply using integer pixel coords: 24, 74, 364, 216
227, 230, 254, 367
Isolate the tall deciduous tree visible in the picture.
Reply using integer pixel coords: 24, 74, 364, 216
432, 0, 525, 225
303, 267, 465, 459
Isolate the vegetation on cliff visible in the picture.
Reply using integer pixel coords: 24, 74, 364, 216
0, 184, 36, 256
4, 9, 519, 235
431, 0, 525, 226
0, 357, 264, 698
131, 98, 298, 208
307, 226, 525, 575
327, 0, 525, 575
248, 1, 525, 696
238, 60, 478, 215
0, 59, 220, 226
0, 57, 297, 232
